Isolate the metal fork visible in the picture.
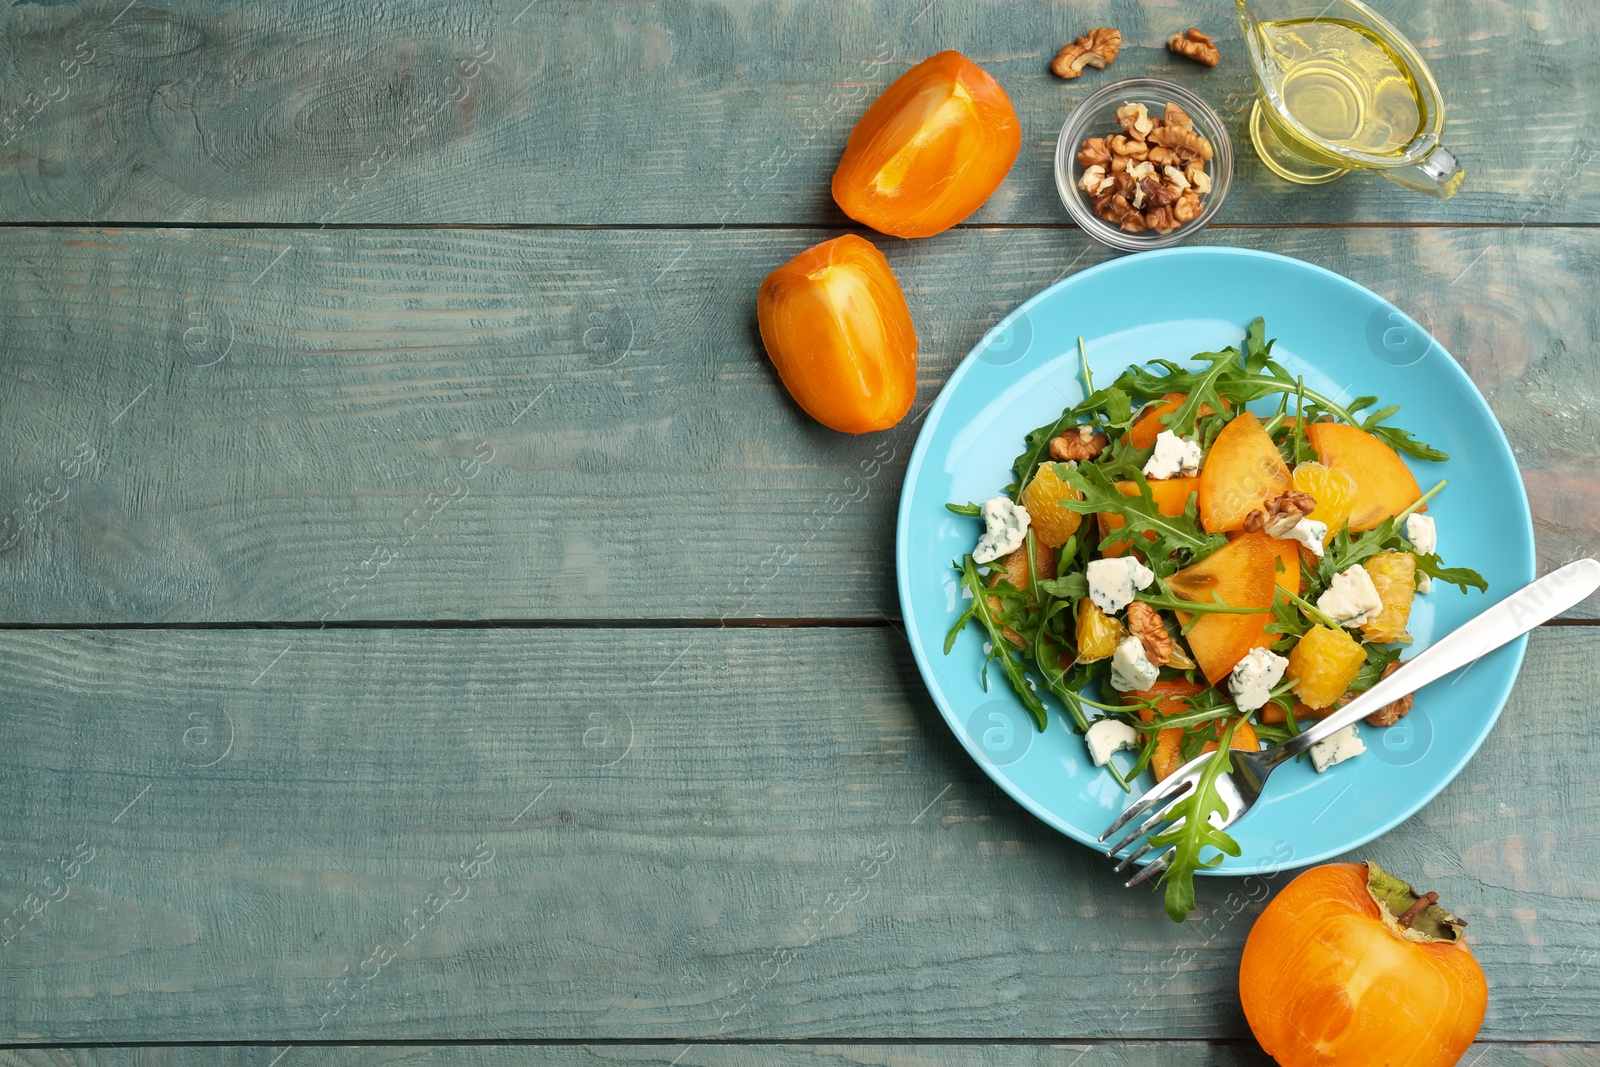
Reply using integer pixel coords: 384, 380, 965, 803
1100, 557, 1600, 887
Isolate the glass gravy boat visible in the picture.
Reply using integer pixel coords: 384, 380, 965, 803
1237, 0, 1464, 198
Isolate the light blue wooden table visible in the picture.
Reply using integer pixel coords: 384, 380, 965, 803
1, 1, 1597, 1063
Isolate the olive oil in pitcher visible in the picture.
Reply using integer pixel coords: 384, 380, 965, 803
1238, 0, 1465, 197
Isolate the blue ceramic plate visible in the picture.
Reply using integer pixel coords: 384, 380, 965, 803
895, 247, 1534, 875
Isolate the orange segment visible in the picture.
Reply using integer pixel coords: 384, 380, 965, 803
1304, 422, 1424, 532
1020, 462, 1084, 548
1286, 625, 1367, 709
1076, 599, 1127, 662
1361, 550, 1417, 644
1097, 476, 1199, 558
1198, 412, 1292, 533
1291, 462, 1358, 544
1168, 532, 1278, 685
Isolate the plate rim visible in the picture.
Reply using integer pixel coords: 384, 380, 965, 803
894, 245, 1534, 876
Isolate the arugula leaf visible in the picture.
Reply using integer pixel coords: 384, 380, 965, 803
1319, 481, 1447, 587
1038, 572, 1089, 601
949, 557, 1050, 731
1148, 717, 1245, 922
1007, 415, 1077, 499
1362, 406, 1451, 463
1351, 642, 1404, 693
1159, 351, 1240, 439
1138, 584, 1272, 636
1242, 316, 1275, 368
1056, 462, 1225, 560
945, 502, 983, 517
1412, 552, 1489, 594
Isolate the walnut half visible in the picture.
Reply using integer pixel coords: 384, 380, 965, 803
1127, 601, 1173, 667
1049, 424, 1110, 462
1052, 27, 1123, 79
1244, 490, 1318, 534
1169, 27, 1220, 67
1365, 660, 1414, 727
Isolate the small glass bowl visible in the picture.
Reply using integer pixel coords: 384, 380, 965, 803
1054, 78, 1233, 252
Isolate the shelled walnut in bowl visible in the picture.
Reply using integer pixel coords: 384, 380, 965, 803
1076, 102, 1214, 235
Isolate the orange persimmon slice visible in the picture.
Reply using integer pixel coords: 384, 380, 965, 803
1198, 412, 1291, 533
1304, 422, 1424, 532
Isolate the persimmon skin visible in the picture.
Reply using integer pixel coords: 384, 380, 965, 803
832, 51, 1021, 239
1241, 863, 1487, 1067
756, 235, 918, 434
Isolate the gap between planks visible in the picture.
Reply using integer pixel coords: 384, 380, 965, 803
0, 618, 1592, 631
0, 221, 1598, 232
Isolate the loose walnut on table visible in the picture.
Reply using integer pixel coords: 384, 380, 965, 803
1052, 27, 1123, 79
1168, 27, 1221, 66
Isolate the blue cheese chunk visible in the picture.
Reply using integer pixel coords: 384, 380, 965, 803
1279, 516, 1327, 559
1228, 647, 1289, 712
1317, 564, 1383, 628
973, 496, 1030, 565
1309, 723, 1366, 772
1406, 514, 1438, 595
1142, 430, 1204, 480
1086, 556, 1156, 616
1085, 718, 1139, 766
1405, 513, 1437, 555
1109, 635, 1160, 693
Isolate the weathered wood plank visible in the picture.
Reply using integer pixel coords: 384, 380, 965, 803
1, 1044, 1597, 1067
0, 225, 1593, 622
0, 626, 1595, 1042
1, 0, 1597, 224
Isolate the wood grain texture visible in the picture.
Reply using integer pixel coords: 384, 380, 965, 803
0, 626, 1595, 1043
0, 224, 1594, 623
1, 0, 1597, 225
1, 1045, 1598, 1067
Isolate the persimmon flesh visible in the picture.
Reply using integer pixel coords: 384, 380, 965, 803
1241, 862, 1487, 1067
1198, 412, 1291, 532
1306, 421, 1424, 532
1126, 392, 1220, 450
832, 51, 1021, 239
1097, 476, 1199, 557
756, 235, 917, 434
1167, 531, 1278, 684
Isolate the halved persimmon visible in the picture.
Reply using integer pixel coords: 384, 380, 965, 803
1168, 531, 1278, 685
832, 51, 1021, 239
1198, 412, 1291, 533
1305, 422, 1424, 532
756, 235, 917, 434
1097, 476, 1199, 557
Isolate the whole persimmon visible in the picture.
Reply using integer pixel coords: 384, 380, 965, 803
1240, 862, 1487, 1067
832, 50, 1021, 239
756, 234, 917, 434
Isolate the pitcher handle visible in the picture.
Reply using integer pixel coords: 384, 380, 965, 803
1385, 143, 1465, 199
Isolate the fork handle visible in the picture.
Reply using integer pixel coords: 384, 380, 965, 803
1263, 558, 1600, 768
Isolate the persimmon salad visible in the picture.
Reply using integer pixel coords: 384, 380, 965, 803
946, 319, 1486, 919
